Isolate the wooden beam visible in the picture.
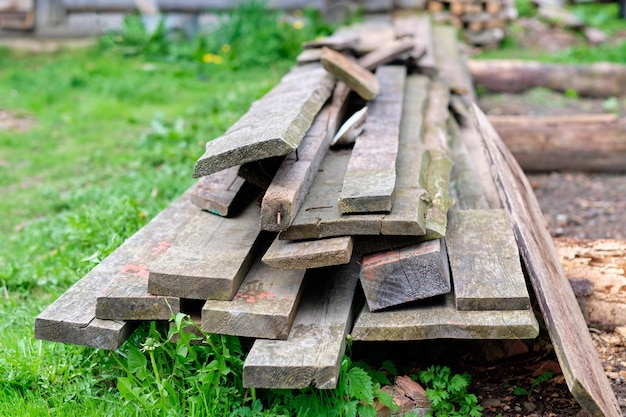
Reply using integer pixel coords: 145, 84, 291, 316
262, 235, 354, 270
201, 256, 306, 340
351, 293, 539, 341
339, 65, 406, 214
320, 47, 380, 101
193, 63, 335, 178
471, 103, 622, 417
432, 24, 475, 101
488, 114, 626, 172
446, 210, 530, 311
260, 107, 331, 232
34, 191, 194, 349
243, 260, 359, 389
189, 165, 256, 217
148, 202, 261, 300
360, 239, 451, 311
393, 14, 437, 75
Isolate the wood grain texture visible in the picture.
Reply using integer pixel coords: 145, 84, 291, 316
262, 235, 354, 270
393, 14, 437, 74
260, 107, 331, 232
360, 239, 451, 311
243, 260, 359, 389
472, 103, 622, 417
351, 293, 539, 341
201, 256, 306, 339
193, 63, 335, 177
320, 47, 380, 101
432, 24, 475, 101
189, 165, 254, 217
339, 65, 406, 214
35, 191, 194, 349
148, 202, 261, 300
446, 209, 530, 311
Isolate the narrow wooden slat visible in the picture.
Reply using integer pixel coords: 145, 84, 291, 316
302, 31, 359, 50
360, 239, 451, 311
148, 202, 261, 300
260, 107, 331, 232
193, 63, 335, 178
35, 192, 193, 349
432, 24, 475, 100
446, 210, 530, 311
352, 18, 396, 55
296, 48, 323, 65
189, 165, 254, 217
201, 256, 306, 340
357, 38, 417, 71
351, 293, 539, 341
320, 47, 380, 101
472, 103, 622, 417
262, 235, 353, 270
393, 14, 437, 75
243, 260, 359, 389
339, 66, 406, 214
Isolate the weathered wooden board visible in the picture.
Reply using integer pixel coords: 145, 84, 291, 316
201, 256, 306, 340
446, 209, 530, 311
320, 47, 380, 101
189, 165, 255, 217
296, 48, 323, 65
302, 31, 359, 50
472, 103, 622, 417
35, 192, 193, 349
339, 65, 406, 214
331, 106, 366, 147
148, 202, 261, 300
262, 235, 354, 270
352, 18, 396, 55
432, 24, 475, 101
393, 14, 437, 75
360, 239, 451, 311
243, 260, 359, 389
357, 38, 417, 71
260, 107, 331, 232
351, 293, 539, 341
193, 63, 335, 178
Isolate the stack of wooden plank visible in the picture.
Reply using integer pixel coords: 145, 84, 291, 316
427, 0, 517, 46
34, 14, 622, 417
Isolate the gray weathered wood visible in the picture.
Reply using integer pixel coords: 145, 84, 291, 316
446, 209, 530, 311
432, 24, 475, 101
339, 66, 406, 214
296, 48, 323, 65
193, 63, 335, 178
393, 14, 437, 75
201, 256, 306, 339
243, 259, 359, 389
262, 235, 353, 270
35, 191, 194, 349
351, 293, 540, 341
360, 239, 451, 311
352, 17, 396, 55
260, 107, 331, 232
357, 38, 417, 71
189, 165, 254, 217
320, 47, 380, 101
330, 106, 366, 147
148, 202, 261, 300
472, 103, 622, 417
302, 31, 358, 50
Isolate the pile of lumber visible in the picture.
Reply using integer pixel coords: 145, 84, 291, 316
427, 0, 517, 46
34, 13, 622, 416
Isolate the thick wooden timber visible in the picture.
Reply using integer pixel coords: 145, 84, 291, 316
472, 103, 622, 417
260, 107, 331, 232
262, 235, 354, 270
488, 114, 626, 172
468, 59, 626, 98
35, 191, 193, 349
201, 256, 306, 340
189, 165, 255, 217
243, 260, 360, 389
446, 209, 530, 311
339, 66, 406, 214
393, 14, 437, 75
432, 24, 475, 101
193, 63, 335, 178
148, 202, 261, 300
320, 47, 380, 101
351, 293, 539, 341
360, 239, 451, 311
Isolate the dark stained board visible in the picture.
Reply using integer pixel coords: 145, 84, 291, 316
242, 260, 359, 389
320, 47, 380, 101
338, 65, 406, 214
193, 63, 335, 178
262, 235, 353, 270
148, 202, 261, 300
189, 165, 256, 217
201, 256, 306, 340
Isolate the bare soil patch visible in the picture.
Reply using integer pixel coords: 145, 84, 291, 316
0, 108, 36, 132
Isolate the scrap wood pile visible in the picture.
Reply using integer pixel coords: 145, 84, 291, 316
35, 12, 622, 416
